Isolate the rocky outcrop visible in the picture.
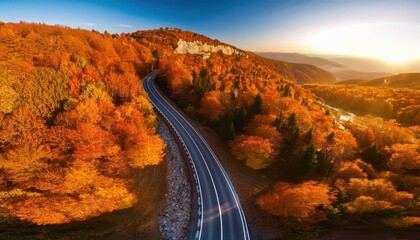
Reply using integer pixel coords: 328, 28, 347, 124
175, 39, 246, 56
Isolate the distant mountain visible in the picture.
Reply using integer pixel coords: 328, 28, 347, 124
260, 58, 338, 84
337, 73, 420, 89
257, 52, 344, 68
314, 55, 420, 73
336, 79, 366, 85
257, 52, 391, 80
333, 69, 391, 81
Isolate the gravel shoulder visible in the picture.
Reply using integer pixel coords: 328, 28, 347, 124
157, 117, 191, 240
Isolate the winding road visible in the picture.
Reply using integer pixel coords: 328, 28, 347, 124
143, 71, 250, 240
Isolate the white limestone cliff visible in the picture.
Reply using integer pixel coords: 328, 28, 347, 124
174, 39, 246, 57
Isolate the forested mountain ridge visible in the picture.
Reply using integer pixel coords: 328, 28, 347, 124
262, 59, 337, 84
129, 28, 337, 84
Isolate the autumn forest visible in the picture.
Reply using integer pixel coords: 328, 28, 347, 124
0, 22, 165, 225
0, 22, 419, 239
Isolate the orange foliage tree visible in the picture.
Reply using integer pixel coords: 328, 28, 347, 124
335, 160, 368, 181
257, 181, 336, 221
347, 178, 414, 208
198, 91, 225, 122
231, 135, 276, 170
385, 144, 419, 174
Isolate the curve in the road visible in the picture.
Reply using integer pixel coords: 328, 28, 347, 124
143, 71, 250, 240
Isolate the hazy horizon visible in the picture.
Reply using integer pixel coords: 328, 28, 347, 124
1, 0, 419, 64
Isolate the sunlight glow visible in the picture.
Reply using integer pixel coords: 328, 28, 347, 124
305, 22, 420, 64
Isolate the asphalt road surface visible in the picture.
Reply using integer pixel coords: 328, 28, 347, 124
143, 71, 250, 240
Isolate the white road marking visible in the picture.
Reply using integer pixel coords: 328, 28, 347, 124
144, 71, 250, 239
144, 73, 223, 240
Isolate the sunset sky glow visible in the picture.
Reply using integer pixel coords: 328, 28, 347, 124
1, 0, 419, 63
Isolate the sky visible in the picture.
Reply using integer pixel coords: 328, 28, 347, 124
1, 0, 420, 63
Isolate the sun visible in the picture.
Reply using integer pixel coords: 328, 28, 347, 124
305, 22, 420, 64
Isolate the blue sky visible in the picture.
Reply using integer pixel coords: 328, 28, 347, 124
1, 0, 420, 63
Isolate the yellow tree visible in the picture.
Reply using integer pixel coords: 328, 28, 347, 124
0, 85, 19, 114
125, 134, 165, 169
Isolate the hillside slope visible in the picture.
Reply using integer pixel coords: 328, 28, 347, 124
333, 69, 391, 81
0, 22, 165, 228
338, 73, 420, 89
305, 84, 420, 125
261, 57, 338, 84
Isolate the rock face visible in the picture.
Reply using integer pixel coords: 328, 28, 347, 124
175, 39, 246, 56
158, 117, 191, 240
